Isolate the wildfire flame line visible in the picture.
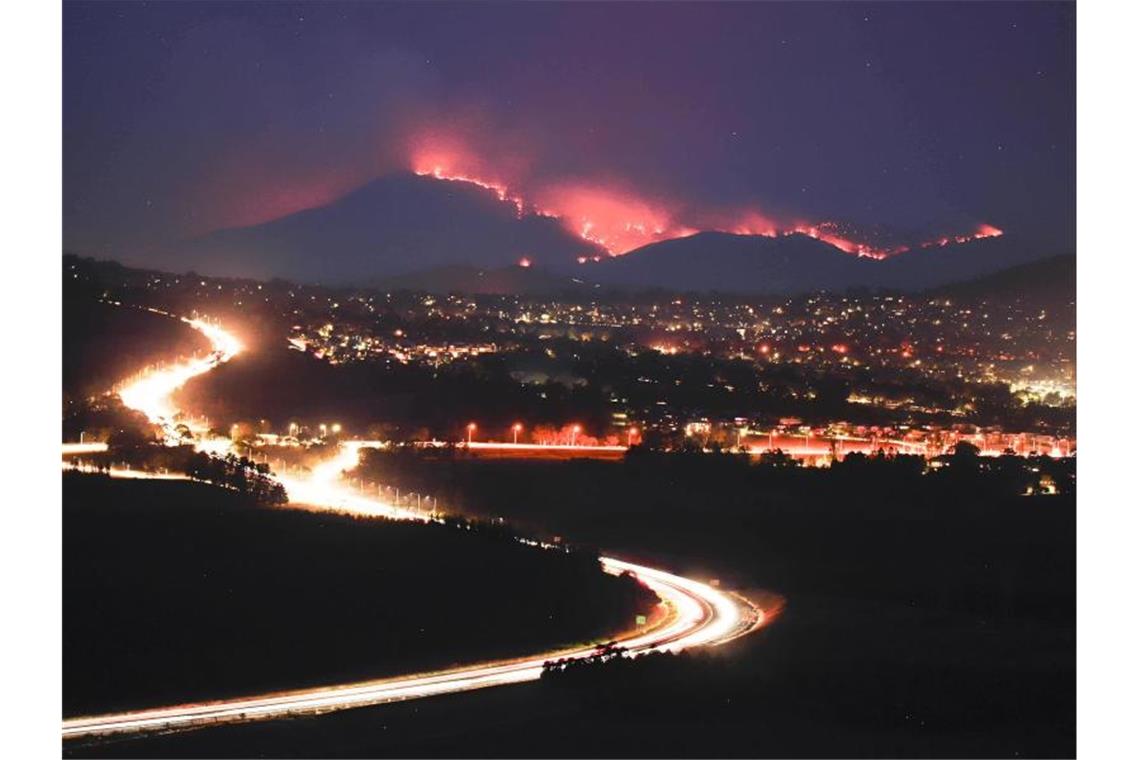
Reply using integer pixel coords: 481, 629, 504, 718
412, 161, 1001, 260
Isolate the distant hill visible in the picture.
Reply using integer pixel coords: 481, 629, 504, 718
874, 235, 1060, 291
158, 170, 1063, 294
352, 233, 1069, 297
587, 231, 1059, 294
170, 172, 603, 284
930, 254, 1075, 305
589, 232, 874, 294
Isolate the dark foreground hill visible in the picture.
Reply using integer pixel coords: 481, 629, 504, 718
70, 451, 1075, 759
62, 295, 208, 402
931, 253, 1076, 306
63, 473, 656, 716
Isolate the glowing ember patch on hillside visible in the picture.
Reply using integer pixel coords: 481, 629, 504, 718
920, 224, 1004, 249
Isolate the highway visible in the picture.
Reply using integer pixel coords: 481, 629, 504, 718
114, 308, 243, 444
62, 311, 766, 741
62, 555, 761, 740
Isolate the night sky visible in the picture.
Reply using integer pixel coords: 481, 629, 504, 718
64, 1, 1075, 270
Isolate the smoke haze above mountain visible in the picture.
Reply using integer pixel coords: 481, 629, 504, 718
65, 1, 1074, 274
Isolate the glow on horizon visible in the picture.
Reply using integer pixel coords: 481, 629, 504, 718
410, 150, 1001, 260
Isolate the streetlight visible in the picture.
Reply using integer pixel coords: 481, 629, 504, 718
467, 422, 476, 445
512, 423, 522, 444
571, 424, 581, 447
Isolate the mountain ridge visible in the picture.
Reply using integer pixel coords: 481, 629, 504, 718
171, 172, 604, 283
163, 172, 1059, 294
585, 230, 1056, 293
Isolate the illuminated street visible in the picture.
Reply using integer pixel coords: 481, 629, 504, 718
62, 554, 762, 740
62, 313, 765, 741
115, 308, 243, 444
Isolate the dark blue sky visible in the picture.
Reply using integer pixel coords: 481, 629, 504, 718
64, 1, 1075, 266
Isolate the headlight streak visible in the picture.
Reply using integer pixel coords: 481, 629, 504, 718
115, 309, 243, 445
63, 545, 762, 741
64, 312, 768, 742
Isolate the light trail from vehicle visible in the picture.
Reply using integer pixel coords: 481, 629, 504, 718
115, 309, 243, 445
276, 441, 427, 521
61, 442, 109, 455
62, 547, 762, 741
61, 461, 191, 480
63, 309, 768, 742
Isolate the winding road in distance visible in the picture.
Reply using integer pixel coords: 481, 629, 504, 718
62, 309, 766, 742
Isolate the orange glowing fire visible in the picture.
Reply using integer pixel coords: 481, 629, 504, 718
414, 163, 527, 218
538, 183, 679, 255
919, 223, 1004, 249
408, 144, 1002, 261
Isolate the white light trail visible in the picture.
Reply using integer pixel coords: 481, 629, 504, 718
62, 461, 190, 480
116, 311, 243, 446
63, 436, 765, 741
63, 311, 767, 742
62, 532, 761, 740
277, 441, 427, 521
61, 442, 109, 456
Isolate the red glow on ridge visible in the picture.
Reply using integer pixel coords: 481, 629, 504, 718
920, 223, 1004, 250
405, 141, 1004, 262
413, 161, 527, 218
536, 183, 679, 255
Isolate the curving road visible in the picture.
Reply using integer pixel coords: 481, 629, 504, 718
63, 556, 761, 740
62, 311, 766, 741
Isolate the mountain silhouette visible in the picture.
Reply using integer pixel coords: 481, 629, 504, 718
171, 172, 603, 283
587, 231, 1057, 293
169, 172, 1059, 294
